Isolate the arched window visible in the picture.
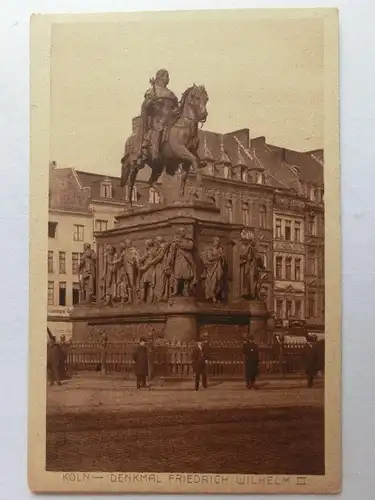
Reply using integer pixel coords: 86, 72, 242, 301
241, 202, 250, 226
241, 168, 248, 182
225, 199, 233, 223
223, 165, 231, 179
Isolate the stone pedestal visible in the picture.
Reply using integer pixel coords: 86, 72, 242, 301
71, 200, 269, 343
248, 300, 269, 343
164, 297, 199, 342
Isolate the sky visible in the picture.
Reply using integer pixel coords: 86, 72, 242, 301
50, 11, 324, 176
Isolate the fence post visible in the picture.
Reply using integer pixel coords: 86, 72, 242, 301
277, 334, 285, 377
147, 330, 154, 381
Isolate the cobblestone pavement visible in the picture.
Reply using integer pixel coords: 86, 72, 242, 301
47, 374, 324, 414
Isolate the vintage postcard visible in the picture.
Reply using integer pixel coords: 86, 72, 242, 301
29, 8, 341, 494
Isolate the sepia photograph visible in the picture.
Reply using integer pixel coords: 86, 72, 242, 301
28, 8, 340, 494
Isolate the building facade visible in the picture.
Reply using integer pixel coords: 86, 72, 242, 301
47, 127, 324, 340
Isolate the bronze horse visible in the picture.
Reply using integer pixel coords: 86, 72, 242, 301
120, 84, 208, 204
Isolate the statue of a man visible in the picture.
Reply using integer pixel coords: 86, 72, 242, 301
238, 231, 265, 301
138, 240, 158, 303
202, 237, 227, 303
101, 245, 117, 306
146, 236, 172, 302
78, 243, 96, 303
115, 239, 139, 305
136, 69, 179, 163
166, 228, 197, 297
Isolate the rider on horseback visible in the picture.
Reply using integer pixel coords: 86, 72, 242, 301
136, 69, 179, 164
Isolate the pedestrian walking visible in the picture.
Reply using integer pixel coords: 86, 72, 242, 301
304, 334, 319, 388
133, 337, 150, 389
191, 340, 209, 391
47, 336, 61, 386
58, 334, 68, 380
243, 334, 260, 389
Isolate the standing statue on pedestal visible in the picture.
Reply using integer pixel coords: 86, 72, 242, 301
101, 245, 117, 306
120, 69, 209, 203
144, 236, 172, 302
238, 230, 265, 301
115, 239, 140, 305
202, 237, 227, 303
78, 243, 96, 303
166, 228, 197, 297
138, 240, 158, 304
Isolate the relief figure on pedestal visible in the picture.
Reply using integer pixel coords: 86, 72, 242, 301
143, 236, 172, 302
202, 237, 227, 303
166, 228, 197, 297
114, 239, 140, 305
101, 245, 118, 306
238, 230, 265, 301
78, 243, 96, 303
138, 240, 158, 303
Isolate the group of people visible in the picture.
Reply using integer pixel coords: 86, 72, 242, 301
132, 333, 322, 391
132, 334, 261, 391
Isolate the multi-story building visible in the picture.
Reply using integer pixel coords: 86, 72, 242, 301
47, 126, 324, 339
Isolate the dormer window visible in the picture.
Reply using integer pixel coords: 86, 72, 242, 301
223, 165, 231, 179
241, 168, 248, 182
309, 186, 315, 201
100, 180, 112, 199
256, 172, 264, 184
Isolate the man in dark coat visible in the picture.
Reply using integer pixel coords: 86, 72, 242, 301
133, 337, 149, 389
243, 334, 260, 389
47, 336, 61, 386
304, 334, 319, 387
191, 340, 209, 391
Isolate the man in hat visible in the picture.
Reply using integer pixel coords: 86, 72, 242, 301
47, 335, 61, 386
133, 337, 150, 389
191, 339, 210, 391
304, 334, 319, 388
243, 334, 260, 389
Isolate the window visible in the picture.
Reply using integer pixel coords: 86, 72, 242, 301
95, 219, 108, 232
73, 224, 84, 241
295, 300, 302, 319
48, 281, 54, 305
285, 257, 292, 280
241, 202, 250, 226
308, 252, 317, 276
294, 221, 301, 242
276, 257, 283, 279
100, 181, 112, 198
59, 252, 66, 274
286, 300, 293, 319
48, 251, 54, 273
72, 282, 80, 305
223, 165, 231, 179
72, 252, 79, 274
48, 221, 57, 238
241, 168, 248, 182
259, 205, 266, 228
256, 172, 264, 184
308, 293, 316, 317
285, 220, 291, 241
295, 258, 301, 281
131, 186, 138, 203
149, 187, 160, 204
276, 300, 283, 319
275, 218, 282, 239
308, 215, 317, 236
225, 200, 233, 223
309, 186, 315, 201
59, 282, 66, 306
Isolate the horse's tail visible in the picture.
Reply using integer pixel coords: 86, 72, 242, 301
120, 153, 131, 187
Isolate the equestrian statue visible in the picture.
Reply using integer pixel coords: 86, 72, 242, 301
120, 69, 209, 204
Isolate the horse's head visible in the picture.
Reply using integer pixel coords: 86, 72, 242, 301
179, 84, 208, 123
